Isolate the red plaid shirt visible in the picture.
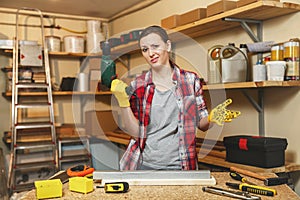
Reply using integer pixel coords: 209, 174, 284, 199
119, 64, 208, 170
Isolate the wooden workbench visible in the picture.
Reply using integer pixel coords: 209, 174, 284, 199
97, 131, 300, 174
21, 172, 299, 200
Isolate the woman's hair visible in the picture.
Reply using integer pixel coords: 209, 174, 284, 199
138, 25, 169, 46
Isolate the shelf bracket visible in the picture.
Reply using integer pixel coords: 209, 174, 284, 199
116, 54, 131, 77
223, 17, 263, 60
242, 89, 265, 136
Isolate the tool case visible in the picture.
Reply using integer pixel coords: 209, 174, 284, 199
223, 135, 288, 168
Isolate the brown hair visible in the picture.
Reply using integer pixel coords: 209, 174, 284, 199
138, 25, 169, 46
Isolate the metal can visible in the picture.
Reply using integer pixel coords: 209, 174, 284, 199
283, 38, 300, 80
284, 57, 300, 81
283, 38, 299, 58
271, 43, 284, 61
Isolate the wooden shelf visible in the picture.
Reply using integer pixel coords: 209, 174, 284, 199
96, 1, 300, 55
1, 2, 299, 60
173, 1, 300, 39
3, 81, 299, 97
3, 91, 112, 97
202, 80, 300, 90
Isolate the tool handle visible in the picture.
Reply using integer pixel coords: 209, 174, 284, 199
230, 172, 243, 182
240, 183, 277, 196
230, 166, 266, 181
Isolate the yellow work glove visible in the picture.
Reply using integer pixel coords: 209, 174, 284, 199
110, 79, 130, 107
208, 99, 241, 126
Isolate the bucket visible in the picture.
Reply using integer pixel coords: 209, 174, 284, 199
46, 36, 61, 52
86, 32, 105, 53
266, 61, 286, 81
63, 36, 85, 53
87, 20, 101, 33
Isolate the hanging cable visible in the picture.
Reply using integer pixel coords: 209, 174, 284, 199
55, 25, 87, 34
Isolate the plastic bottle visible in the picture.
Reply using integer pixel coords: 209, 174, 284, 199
220, 44, 248, 83
253, 60, 266, 82
207, 45, 223, 84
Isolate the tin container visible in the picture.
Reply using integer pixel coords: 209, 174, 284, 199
271, 43, 284, 61
283, 39, 299, 58
283, 38, 300, 80
284, 57, 300, 80
63, 35, 85, 53
46, 36, 61, 52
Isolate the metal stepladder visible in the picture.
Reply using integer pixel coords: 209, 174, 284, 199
8, 8, 58, 192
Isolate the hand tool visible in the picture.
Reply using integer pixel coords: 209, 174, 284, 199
226, 182, 277, 196
230, 171, 257, 185
230, 166, 289, 186
66, 165, 95, 177
96, 182, 129, 193
202, 186, 261, 200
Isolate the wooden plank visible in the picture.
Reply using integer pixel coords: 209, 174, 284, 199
202, 81, 300, 90
173, 1, 300, 38
3, 91, 112, 97
93, 170, 216, 186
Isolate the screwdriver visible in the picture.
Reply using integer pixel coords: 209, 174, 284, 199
230, 172, 256, 185
226, 182, 277, 196
96, 182, 129, 193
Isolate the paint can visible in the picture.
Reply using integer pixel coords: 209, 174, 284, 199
271, 43, 284, 61
283, 38, 300, 80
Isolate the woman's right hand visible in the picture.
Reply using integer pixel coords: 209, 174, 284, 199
110, 79, 130, 107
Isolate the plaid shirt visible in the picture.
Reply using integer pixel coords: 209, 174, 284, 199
119, 64, 208, 170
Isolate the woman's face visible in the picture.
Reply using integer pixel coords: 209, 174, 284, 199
139, 33, 171, 69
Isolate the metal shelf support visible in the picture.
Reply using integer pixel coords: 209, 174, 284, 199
242, 89, 265, 136
224, 17, 265, 136
223, 17, 263, 61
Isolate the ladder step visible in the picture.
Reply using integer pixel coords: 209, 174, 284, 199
12, 182, 35, 192
14, 160, 56, 171
16, 83, 49, 89
15, 122, 54, 129
15, 143, 55, 150
15, 103, 51, 109
59, 155, 91, 163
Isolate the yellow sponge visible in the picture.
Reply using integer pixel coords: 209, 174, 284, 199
35, 179, 62, 199
69, 177, 94, 194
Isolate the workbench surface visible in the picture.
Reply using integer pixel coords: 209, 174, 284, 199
21, 172, 299, 200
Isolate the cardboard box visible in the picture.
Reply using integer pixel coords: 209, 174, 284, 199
20, 45, 43, 66
223, 135, 288, 168
89, 69, 101, 91
207, 0, 237, 17
85, 110, 118, 136
179, 8, 207, 26
161, 15, 180, 29
237, 0, 280, 7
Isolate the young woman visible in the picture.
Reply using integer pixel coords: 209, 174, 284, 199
111, 25, 237, 170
